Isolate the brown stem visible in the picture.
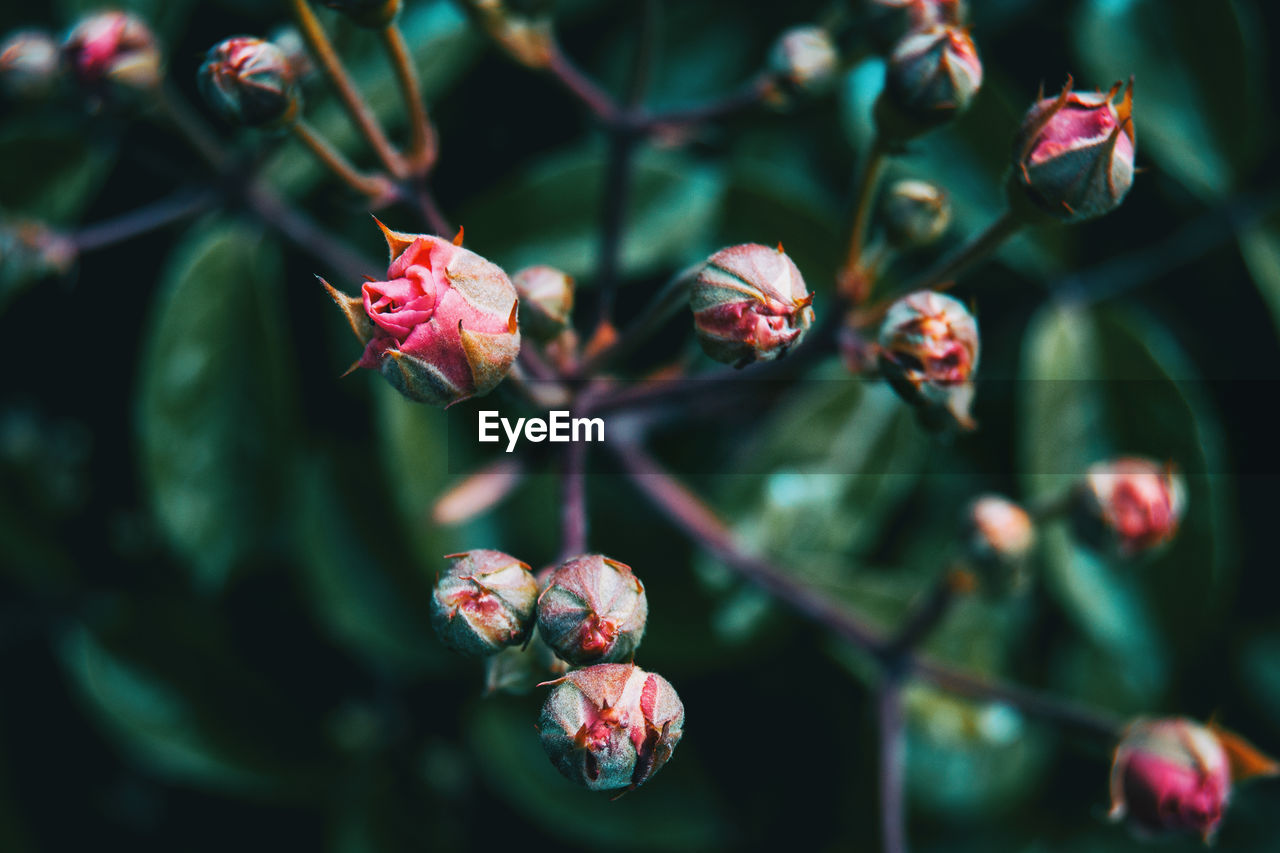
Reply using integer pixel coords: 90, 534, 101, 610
546, 40, 619, 123
559, 441, 588, 561
381, 22, 437, 174
73, 188, 218, 253
842, 136, 889, 301
290, 120, 395, 200
877, 679, 908, 853
902, 208, 1025, 294
154, 82, 230, 172
243, 182, 378, 283
640, 73, 777, 133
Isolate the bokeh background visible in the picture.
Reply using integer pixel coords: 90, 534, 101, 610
3, 0, 1280, 850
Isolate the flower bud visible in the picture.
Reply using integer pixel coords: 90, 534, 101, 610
430, 549, 538, 657
768, 26, 838, 97
511, 265, 573, 342
690, 243, 814, 368
878, 290, 979, 429
62, 11, 162, 97
538, 663, 684, 792
865, 0, 968, 51
268, 26, 314, 82
318, 0, 402, 29
198, 37, 300, 129
882, 179, 951, 248
537, 554, 647, 666
1073, 457, 1185, 556
1110, 718, 1230, 842
323, 220, 521, 407
876, 25, 982, 142
964, 495, 1034, 593
463, 0, 554, 69
0, 30, 62, 99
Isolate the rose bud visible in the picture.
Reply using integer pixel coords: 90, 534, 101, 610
878, 290, 979, 430
511, 265, 574, 342
876, 24, 982, 142
768, 26, 839, 97
1072, 457, 1186, 556
690, 243, 814, 368
62, 11, 162, 97
882, 179, 951, 249
964, 495, 1035, 594
1008, 77, 1135, 223
537, 554, 648, 666
538, 663, 684, 793
429, 549, 538, 657
198, 37, 300, 129
0, 30, 62, 99
318, 0, 402, 29
322, 219, 521, 407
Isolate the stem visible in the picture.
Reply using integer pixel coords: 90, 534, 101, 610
73, 188, 218, 253
380, 22, 437, 174
903, 208, 1024, 294
546, 40, 619, 123
288, 0, 406, 177
640, 73, 776, 132
877, 679, 908, 853
594, 128, 639, 329
243, 182, 378, 283
577, 264, 696, 376
881, 569, 967, 663
413, 182, 453, 237
154, 82, 230, 172
842, 137, 889, 301
559, 440, 588, 560
291, 120, 395, 200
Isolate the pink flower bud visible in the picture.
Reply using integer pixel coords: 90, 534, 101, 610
690, 243, 814, 368
882, 179, 951, 248
323, 220, 521, 407
1009, 77, 1135, 223
537, 554, 647, 667
1110, 718, 1231, 842
538, 663, 684, 792
62, 11, 161, 96
511, 265, 574, 341
430, 549, 538, 657
965, 495, 1035, 593
0, 29, 62, 99
878, 290, 979, 429
198, 37, 300, 129
1074, 457, 1186, 556
769, 26, 839, 96
877, 24, 982, 142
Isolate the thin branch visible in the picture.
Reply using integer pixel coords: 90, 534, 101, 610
545, 39, 619, 123
291, 120, 396, 200
881, 569, 968, 663
381, 21, 437, 174
843, 135, 889, 299
243, 182, 378, 283
72, 188, 218, 253
900, 208, 1024, 294
576, 264, 695, 376
639, 73, 776, 133
412, 182, 453, 237
153, 82, 230, 172
559, 440, 588, 560
877, 679, 908, 853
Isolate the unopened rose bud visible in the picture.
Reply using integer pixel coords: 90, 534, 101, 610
1008, 77, 1136, 223
323, 220, 521, 407
268, 26, 314, 82
1110, 718, 1230, 842
430, 549, 538, 657
876, 24, 982, 142
690, 243, 814, 368
0, 30, 62, 99
537, 554, 647, 666
318, 0, 402, 28
964, 495, 1034, 593
62, 11, 161, 97
198, 37, 300, 129
1073, 457, 1185, 556
769, 26, 838, 97
511, 265, 573, 342
538, 663, 684, 792
878, 290, 979, 429
882, 179, 951, 248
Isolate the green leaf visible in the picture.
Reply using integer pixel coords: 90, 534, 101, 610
0, 120, 117, 223
1237, 212, 1280, 341
137, 220, 298, 592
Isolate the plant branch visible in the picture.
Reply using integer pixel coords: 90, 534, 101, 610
881, 569, 969, 664
381, 21, 437, 174
243, 182, 378, 283
842, 135, 889, 299
877, 678, 908, 853
639, 73, 777, 133
72, 188, 218, 253
546, 39, 620, 123
577, 264, 696, 376
291, 120, 396, 200
411, 182, 454, 237
559, 440, 588, 560
154, 82, 230, 172
901, 207, 1024, 294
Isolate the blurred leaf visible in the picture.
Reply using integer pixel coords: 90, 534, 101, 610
137, 220, 297, 592
1240, 633, 1280, 740
1074, 0, 1265, 200
0, 120, 117, 223
1238, 212, 1280, 341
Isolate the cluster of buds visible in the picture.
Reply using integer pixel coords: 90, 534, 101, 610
876, 22, 982, 143
511, 265, 574, 342
689, 243, 815, 368
1072, 457, 1186, 556
324, 219, 521, 407
878, 290, 979, 429
768, 26, 839, 99
0, 30, 61, 99
198, 37, 301, 129
319, 0, 402, 29
61, 10, 162, 101
881, 179, 951, 249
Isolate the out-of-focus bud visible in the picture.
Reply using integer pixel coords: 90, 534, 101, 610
62, 11, 162, 97
318, 0, 402, 28
878, 290, 979, 430
198, 37, 300, 129
964, 495, 1035, 594
1008, 77, 1136, 223
876, 25, 982, 143
865, 0, 968, 51
511, 265, 573, 342
690, 243, 814, 368
1, 218, 78, 295
768, 26, 838, 97
538, 663, 684, 792
268, 26, 314, 83
882, 179, 951, 249
1072, 457, 1185, 556
322, 219, 521, 407
537, 554, 647, 666
463, 0, 555, 69
430, 549, 538, 657
0, 30, 62, 99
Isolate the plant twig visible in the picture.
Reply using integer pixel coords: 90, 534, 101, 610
291, 120, 396, 200
380, 21, 437, 174
546, 39, 619, 123
877, 678, 908, 853
559, 440, 588, 560
412, 183, 453, 237
843, 135, 889, 295
901, 207, 1024, 294
639, 73, 776, 133
72, 188, 219, 252
154, 82, 230, 172
243, 182, 378, 283
577, 264, 696, 376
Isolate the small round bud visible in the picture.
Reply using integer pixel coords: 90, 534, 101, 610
877, 25, 982, 142
538, 663, 684, 792
964, 495, 1034, 593
878, 290, 979, 429
537, 554, 647, 666
1009, 77, 1136, 223
318, 0, 402, 29
325, 220, 521, 407
268, 26, 315, 82
430, 549, 538, 657
0, 29, 62, 99
881, 179, 951, 248
198, 37, 300, 129
768, 26, 838, 97
1109, 718, 1230, 842
511, 265, 573, 342
62, 11, 161, 97
1073, 457, 1185, 556
462, 0, 554, 68
690, 243, 814, 368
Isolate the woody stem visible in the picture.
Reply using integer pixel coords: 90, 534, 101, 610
380, 21, 437, 174
290, 120, 395, 199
